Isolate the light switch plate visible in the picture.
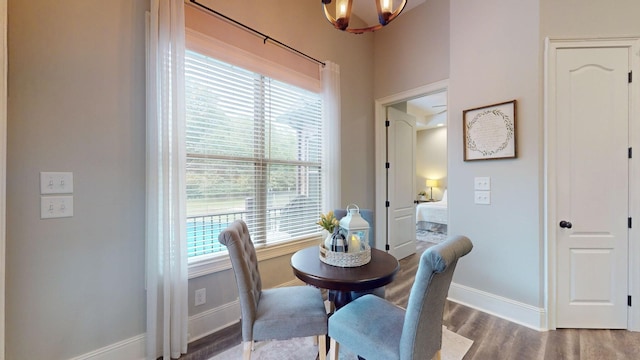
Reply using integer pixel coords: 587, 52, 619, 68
474, 191, 491, 205
474, 177, 490, 190
41, 195, 74, 219
40, 172, 73, 194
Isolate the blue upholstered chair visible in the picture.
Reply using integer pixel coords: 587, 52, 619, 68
327, 235, 473, 360
219, 220, 328, 360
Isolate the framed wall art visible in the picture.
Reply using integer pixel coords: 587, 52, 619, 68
463, 100, 517, 161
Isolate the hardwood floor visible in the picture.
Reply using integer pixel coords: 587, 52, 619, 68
446, 301, 640, 359
183, 239, 640, 360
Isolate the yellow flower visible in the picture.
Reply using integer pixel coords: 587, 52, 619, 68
317, 211, 339, 232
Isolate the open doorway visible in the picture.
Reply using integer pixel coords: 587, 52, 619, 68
374, 80, 448, 257
408, 92, 448, 243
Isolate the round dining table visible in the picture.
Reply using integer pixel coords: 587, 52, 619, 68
290, 245, 400, 309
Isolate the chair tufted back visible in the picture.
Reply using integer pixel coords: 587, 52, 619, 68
219, 220, 262, 341
400, 235, 473, 360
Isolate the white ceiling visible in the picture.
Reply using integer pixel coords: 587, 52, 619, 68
407, 91, 448, 130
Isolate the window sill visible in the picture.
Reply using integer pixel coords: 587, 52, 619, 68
188, 234, 322, 279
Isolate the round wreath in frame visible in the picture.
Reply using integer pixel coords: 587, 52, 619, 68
463, 100, 516, 161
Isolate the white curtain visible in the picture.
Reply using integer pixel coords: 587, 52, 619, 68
145, 0, 188, 359
321, 61, 341, 212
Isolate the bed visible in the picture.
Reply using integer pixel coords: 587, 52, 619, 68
416, 190, 448, 233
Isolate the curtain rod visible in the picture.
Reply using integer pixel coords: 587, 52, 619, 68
189, 0, 326, 67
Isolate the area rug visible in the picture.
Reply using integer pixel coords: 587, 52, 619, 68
209, 326, 472, 360
416, 229, 448, 244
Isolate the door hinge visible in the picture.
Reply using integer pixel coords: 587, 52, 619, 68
629, 217, 633, 229
385, 162, 390, 169
629, 147, 633, 159
385, 244, 390, 251
629, 295, 632, 307
385, 120, 390, 127
629, 71, 633, 83
385, 200, 390, 208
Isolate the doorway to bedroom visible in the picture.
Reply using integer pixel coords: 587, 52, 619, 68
374, 81, 449, 259
410, 91, 448, 243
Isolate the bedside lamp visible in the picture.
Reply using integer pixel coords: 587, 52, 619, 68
426, 179, 438, 201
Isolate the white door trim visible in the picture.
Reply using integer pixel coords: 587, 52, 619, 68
374, 79, 449, 251
544, 37, 640, 331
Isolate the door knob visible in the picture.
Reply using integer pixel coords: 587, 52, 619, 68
559, 220, 572, 229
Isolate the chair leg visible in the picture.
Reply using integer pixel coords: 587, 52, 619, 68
325, 299, 335, 314
242, 341, 252, 360
444, 300, 450, 321
329, 338, 339, 360
318, 335, 327, 360
432, 349, 442, 360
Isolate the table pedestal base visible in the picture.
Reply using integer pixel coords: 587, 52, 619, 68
328, 289, 353, 310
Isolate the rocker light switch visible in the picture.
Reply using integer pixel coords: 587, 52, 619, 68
474, 191, 491, 205
474, 177, 490, 190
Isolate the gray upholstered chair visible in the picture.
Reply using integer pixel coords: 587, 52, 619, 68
219, 220, 328, 360
327, 235, 473, 360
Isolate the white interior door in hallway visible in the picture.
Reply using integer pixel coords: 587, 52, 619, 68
552, 43, 631, 329
386, 107, 416, 260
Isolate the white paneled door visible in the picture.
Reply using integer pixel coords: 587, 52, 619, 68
555, 45, 630, 328
386, 107, 416, 260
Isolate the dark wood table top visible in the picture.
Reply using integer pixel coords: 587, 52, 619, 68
290, 246, 400, 292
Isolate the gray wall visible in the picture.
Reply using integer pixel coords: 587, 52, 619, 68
448, 0, 542, 307
6, 0, 375, 357
7, 0, 149, 358
373, 0, 450, 100
541, 0, 640, 37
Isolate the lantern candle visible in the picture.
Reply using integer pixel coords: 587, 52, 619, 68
339, 204, 370, 253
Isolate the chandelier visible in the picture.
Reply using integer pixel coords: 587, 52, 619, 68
322, 0, 407, 34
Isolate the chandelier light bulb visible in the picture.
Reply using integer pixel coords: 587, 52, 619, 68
322, 0, 407, 34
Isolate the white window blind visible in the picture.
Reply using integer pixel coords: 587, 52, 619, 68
185, 49, 323, 259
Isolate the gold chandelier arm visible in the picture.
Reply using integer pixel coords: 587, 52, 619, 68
323, 5, 338, 26
323, 1, 352, 31
322, 0, 406, 34
385, 0, 407, 24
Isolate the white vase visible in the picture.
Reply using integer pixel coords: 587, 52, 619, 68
324, 232, 333, 250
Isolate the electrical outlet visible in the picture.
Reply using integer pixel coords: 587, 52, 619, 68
195, 288, 206, 306
474, 191, 491, 205
474, 177, 490, 190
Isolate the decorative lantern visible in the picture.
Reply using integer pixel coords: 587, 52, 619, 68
339, 204, 370, 253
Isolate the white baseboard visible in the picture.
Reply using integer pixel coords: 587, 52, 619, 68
71, 281, 548, 359
188, 299, 241, 342
70, 300, 241, 360
68, 333, 145, 360
448, 282, 548, 331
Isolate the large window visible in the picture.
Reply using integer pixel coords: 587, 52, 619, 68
185, 49, 323, 259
